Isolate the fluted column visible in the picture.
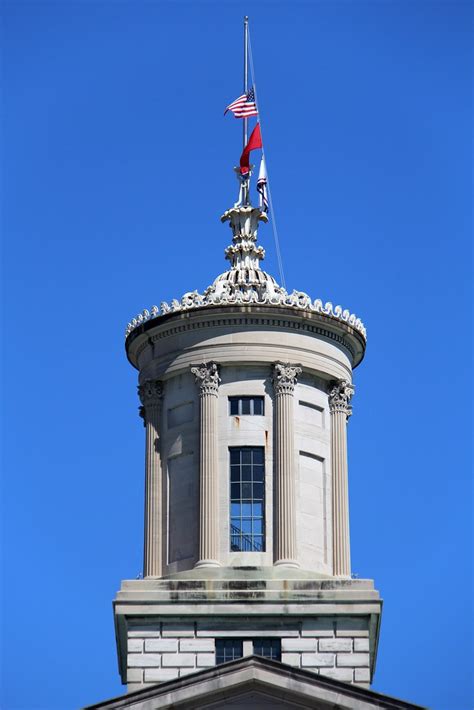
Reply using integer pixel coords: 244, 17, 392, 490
191, 362, 221, 568
138, 379, 163, 578
329, 379, 354, 578
272, 363, 302, 567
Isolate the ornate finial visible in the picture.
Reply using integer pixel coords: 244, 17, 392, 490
191, 362, 220, 396
138, 380, 163, 407
221, 205, 267, 270
272, 363, 302, 395
328, 380, 354, 419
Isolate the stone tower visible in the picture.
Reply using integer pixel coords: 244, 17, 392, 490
114, 201, 382, 692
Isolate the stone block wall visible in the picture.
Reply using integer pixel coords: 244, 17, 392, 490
125, 617, 372, 693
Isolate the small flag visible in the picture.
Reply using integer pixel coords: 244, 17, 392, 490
224, 88, 258, 118
240, 122, 262, 174
257, 156, 269, 212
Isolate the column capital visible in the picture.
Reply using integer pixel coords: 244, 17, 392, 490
272, 362, 302, 395
138, 380, 163, 408
191, 362, 220, 396
328, 379, 354, 418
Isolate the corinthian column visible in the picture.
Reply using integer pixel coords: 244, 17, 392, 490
191, 362, 221, 568
138, 379, 163, 578
272, 363, 302, 567
329, 379, 354, 578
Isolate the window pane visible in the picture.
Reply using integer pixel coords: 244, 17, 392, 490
241, 398, 251, 414
241, 483, 252, 499
253, 519, 263, 534
241, 465, 252, 481
253, 638, 281, 661
229, 399, 239, 415
253, 398, 264, 415
230, 448, 240, 465
229, 447, 265, 552
241, 450, 252, 464
216, 639, 243, 665
241, 519, 251, 533
252, 448, 264, 465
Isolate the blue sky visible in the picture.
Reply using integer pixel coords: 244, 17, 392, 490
1, 2, 472, 709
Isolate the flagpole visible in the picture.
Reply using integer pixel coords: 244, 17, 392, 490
243, 16, 249, 151
247, 24, 286, 289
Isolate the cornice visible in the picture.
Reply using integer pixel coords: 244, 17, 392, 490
126, 306, 366, 371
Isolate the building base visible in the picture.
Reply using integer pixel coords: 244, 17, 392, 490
113, 567, 382, 692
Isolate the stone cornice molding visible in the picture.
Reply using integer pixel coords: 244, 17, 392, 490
272, 363, 302, 395
125, 295, 366, 341
328, 380, 354, 418
191, 362, 220, 397
138, 380, 163, 408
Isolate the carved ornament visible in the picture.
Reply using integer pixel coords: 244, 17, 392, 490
191, 362, 220, 396
328, 380, 354, 418
272, 363, 302, 395
138, 380, 163, 408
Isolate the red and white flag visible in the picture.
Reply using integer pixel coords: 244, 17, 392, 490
224, 88, 258, 118
240, 123, 263, 175
256, 156, 269, 212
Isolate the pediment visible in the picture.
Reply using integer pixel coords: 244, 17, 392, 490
85, 656, 425, 710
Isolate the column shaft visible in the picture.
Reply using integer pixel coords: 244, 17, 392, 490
191, 363, 220, 568
273, 363, 302, 567
138, 380, 163, 578
329, 380, 354, 578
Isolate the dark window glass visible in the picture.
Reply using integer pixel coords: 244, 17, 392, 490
253, 638, 281, 661
229, 447, 265, 552
253, 448, 264, 465
228, 396, 265, 416
216, 639, 243, 665
253, 398, 264, 415
230, 449, 240, 465
241, 398, 251, 414
230, 399, 239, 416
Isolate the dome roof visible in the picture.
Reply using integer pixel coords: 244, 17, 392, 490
125, 205, 367, 341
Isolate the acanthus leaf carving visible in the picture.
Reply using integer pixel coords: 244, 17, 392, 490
328, 379, 354, 419
272, 362, 302, 395
191, 362, 220, 396
138, 379, 163, 408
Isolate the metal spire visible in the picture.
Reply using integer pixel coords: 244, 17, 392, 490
243, 16, 249, 150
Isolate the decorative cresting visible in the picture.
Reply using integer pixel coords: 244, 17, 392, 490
138, 379, 163, 578
191, 362, 221, 568
328, 380, 355, 578
272, 363, 302, 568
124, 207, 366, 340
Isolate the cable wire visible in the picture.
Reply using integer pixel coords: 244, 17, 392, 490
248, 27, 286, 290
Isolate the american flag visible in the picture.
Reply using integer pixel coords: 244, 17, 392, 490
224, 88, 258, 118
